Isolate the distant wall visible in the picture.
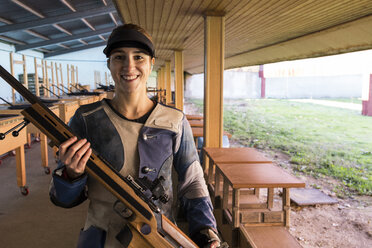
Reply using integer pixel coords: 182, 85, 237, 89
185, 71, 364, 99
185, 71, 261, 99
266, 74, 363, 98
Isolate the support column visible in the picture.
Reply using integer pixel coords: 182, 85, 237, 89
204, 15, 225, 149
165, 61, 171, 105
362, 74, 372, 116
259, 64, 266, 98
174, 51, 184, 111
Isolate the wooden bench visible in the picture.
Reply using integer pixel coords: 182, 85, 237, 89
214, 162, 305, 247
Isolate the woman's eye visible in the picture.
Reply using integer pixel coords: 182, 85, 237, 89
134, 55, 143, 60
114, 55, 123, 60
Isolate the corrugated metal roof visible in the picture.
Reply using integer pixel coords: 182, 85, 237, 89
1, 0, 372, 74
113, 0, 372, 74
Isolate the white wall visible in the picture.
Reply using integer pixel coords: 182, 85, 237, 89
185, 71, 261, 99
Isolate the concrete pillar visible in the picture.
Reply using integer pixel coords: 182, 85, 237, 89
204, 15, 225, 148
174, 51, 184, 111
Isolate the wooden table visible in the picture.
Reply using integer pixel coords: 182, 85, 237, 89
0, 114, 28, 195
0, 105, 60, 174
203, 147, 272, 184
186, 114, 203, 120
215, 163, 305, 228
188, 119, 203, 127
55, 100, 79, 124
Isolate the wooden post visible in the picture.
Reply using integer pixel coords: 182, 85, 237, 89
55, 63, 60, 95
71, 65, 75, 89
9, 52, 15, 103
22, 55, 28, 89
165, 61, 171, 104
76, 66, 78, 85
9, 53, 29, 102
174, 51, 184, 111
34, 58, 40, 97
59, 63, 64, 94
44, 61, 50, 97
204, 15, 225, 149
67, 64, 71, 91
42, 60, 47, 96
51, 62, 55, 95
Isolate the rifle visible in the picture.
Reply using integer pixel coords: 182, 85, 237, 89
0, 65, 197, 248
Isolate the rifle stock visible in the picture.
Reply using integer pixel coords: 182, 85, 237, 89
0, 65, 197, 248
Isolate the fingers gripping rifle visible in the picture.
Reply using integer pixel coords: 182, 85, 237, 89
0, 65, 197, 248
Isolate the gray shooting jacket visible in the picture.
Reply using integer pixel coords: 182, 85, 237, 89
49, 99, 216, 247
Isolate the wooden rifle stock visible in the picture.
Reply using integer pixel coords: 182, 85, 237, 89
0, 65, 197, 248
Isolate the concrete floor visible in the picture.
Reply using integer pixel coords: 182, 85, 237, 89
0, 141, 88, 248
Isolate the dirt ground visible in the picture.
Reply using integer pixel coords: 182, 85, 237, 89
269, 151, 372, 248
184, 102, 372, 248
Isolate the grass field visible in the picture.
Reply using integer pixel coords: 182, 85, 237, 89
189, 98, 372, 196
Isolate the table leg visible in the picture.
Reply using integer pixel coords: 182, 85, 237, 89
214, 169, 221, 207
232, 188, 240, 228
40, 133, 48, 168
207, 161, 214, 184
283, 188, 290, 227
222, 178, 229, 210
267, 188, 274, 210
15, 145, 26, 187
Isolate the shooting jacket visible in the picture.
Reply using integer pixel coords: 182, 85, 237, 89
49, 99, 216, 248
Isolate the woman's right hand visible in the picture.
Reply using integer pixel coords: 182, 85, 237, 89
59, 136, 92, 180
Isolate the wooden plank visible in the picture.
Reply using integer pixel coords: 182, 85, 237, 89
241, 226, 302, 248
217, 163, 305, 189
203, 147, 272, 164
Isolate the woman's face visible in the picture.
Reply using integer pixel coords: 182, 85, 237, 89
108, 47, 154, 95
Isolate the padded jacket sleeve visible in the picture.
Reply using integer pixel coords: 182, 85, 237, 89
49, 109, 89, 208
173, 117, 217, 237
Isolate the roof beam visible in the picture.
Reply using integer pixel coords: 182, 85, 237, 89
0, 5, 116, 34
0, 16, 50, 41
15, 27, 113, 51
60, 0, 76, 12
44, 41, 106, 58
11, 0, 45, 18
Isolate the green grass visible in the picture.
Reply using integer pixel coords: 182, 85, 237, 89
188, 98, 372, 196
317, 97, 363, 104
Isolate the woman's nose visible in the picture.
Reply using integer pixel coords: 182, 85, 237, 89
123, 57, 135, 70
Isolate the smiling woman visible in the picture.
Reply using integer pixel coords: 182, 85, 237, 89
48, 24, 222, 248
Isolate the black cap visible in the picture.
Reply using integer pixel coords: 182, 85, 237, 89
103, 26, 155, 58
